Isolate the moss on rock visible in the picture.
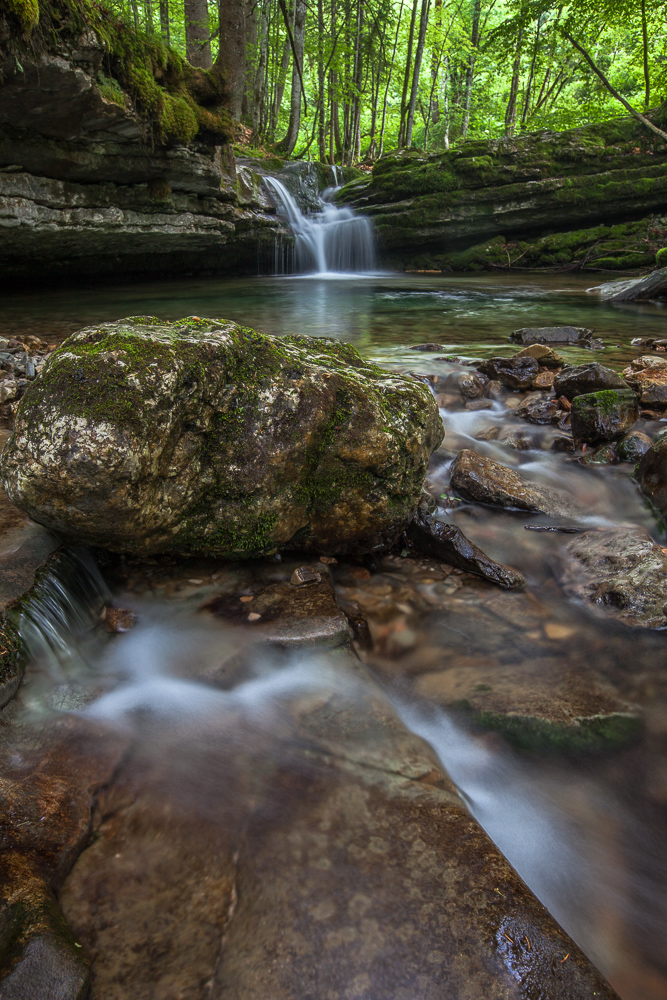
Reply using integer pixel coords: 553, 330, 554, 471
0, 317, 444, 560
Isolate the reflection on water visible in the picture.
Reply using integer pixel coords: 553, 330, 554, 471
2, 272, 666, 369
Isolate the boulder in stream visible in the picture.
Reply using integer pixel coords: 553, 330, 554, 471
475, 356, 539, 390
621, 356, 667, 408
595, 266, 667, 303
636, 436, 667, 519
510, 326, 602, 349
0, 318, 444, 559
560, 527, 667, 629
450, 449, 580, 518
553, 363, 630, 401
570, 389, 639, 443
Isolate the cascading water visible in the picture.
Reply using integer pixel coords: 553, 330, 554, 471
263, 175, 376, 275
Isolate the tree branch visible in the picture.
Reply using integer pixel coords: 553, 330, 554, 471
562, 30, 667, 142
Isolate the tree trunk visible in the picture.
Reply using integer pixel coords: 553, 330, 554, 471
145, 0, 154, 34
317, 0, 327, 162
159, 0, 169, 44
398, 0, 419, 147
242, 0, 258, 118
251, 1, 269, 137
271, 28, 292, 138
504, 9, 525, 136
216, 0, 246, 118
185, 0, 212, 69
405, 0, 430, 147
278, 0, 307, 154
460, 0, 481, 139
378, 0, 404, 158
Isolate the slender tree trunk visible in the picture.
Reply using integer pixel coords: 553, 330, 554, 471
379, 0, 404, 157
216, 0, 247, 118
185, 0, 212, 68
242, 0, 258, 118
460, 0, 481, 139
159, 0, 169, 44
641, 0, 650, 111
442, 53, 450, 148
405, 0, 430, 147
271, 29, 292, 138
252, 2, 269, 137
429, 0, 442, 130
145, 0, 154, 34
278, 0, 307, 154
398, 0, 419, 147
504, 10, 524, 135
317, 0, 327, 161
520, 17, 539, 127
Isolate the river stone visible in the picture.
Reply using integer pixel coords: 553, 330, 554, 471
553, 363, 629, 401
513, 344, 564, 368
621, 356, 667, 408
616, 430, 652, 463
515, 393, 560, 424
570, 389, 639, 443
636, 437, 667, 518
476, 356, 539, 390
450, 449, 579, 518
0, 317, 443, 559
408, 503, 525, 590
509, 326, 601, 348
560, 527, 667, 629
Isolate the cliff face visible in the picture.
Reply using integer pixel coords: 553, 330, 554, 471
0, 2, 288, 279
341, 116, 667, 271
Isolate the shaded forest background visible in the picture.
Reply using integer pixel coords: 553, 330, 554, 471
72, 0, 667, 161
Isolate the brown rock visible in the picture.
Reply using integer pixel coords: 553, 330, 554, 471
622, 356, 667, 408
531, 369, 556, 389
450, 449, 580, 518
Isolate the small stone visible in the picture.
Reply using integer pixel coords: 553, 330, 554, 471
464, 398, 494, 410
476, 356, 539, 390
483, 380, 506, 402
240, 594, 254, 602
103, 606, 136, 633
409, 343, 445, 351
290, 566, 322, 587
0, 380, 17, 403
319, 555, 337, 565
351, 567, 371, 580
616, 430, 652, 463
509, 326, 602, 349
188, 578, 204, 585
531, 369, 555, 389
450, 449, 579, 517
544, 623, 575, 640
247, 612, 262, 621
457, 371, 487, 399
558, 395, 571, 411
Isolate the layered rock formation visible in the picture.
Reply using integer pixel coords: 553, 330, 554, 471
341, 114, 667, 271
0, 1, 291, 278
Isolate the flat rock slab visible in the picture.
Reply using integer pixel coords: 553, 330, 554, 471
450, 449, 580, 519
553, 363, 629, 401
622, 356, 667, 408
510, 326, 602, 349
560, 527, 667, 629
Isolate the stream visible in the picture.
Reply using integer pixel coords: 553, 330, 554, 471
3, 254, 667, 996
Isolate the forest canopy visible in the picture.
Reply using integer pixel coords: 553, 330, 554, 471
29, 0, 667, 161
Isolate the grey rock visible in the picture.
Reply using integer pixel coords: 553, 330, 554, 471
596, 266, 667, 303
450, 449, 579, 518
554, 363, 629, 401
636, 437, 667, 518
1, 318, 443, 559
476, 356, 539, 390
510, 326, 602, 348
457, 371, 487, 399
409, 342, 445, 351
561, 527, 667, 628
515, 393, 560, 424
408, 503, 525, 589
571, 389, 639, 443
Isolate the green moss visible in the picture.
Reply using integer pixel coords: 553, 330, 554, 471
0, 615, 21, 688
657, 247, 667, 266
3, 0, 234, 145
453, 701, 642, 756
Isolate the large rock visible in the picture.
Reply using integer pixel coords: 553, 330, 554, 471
636, 437, 667, 518
560, 527, 667, 628
0, 318, 443, 558
554, 363, 629, 401
450, 449, 579, 518
596, 266, 667, 302
510, 326, 599, 347
570, 389, 638, 443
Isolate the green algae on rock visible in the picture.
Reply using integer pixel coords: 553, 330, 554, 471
0, 317, 444, 559
570, 389, 639, 444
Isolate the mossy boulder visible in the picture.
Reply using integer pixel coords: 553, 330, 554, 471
0, 317, 443, 559
571, 389, 639, 443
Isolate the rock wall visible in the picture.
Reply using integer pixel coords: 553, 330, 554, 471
341, 114, 667, 271
0, 38, 289, 279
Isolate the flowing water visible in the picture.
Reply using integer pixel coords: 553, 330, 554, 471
4, 263, 667, 998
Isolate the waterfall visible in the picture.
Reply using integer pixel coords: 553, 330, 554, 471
263, 176, 376, 276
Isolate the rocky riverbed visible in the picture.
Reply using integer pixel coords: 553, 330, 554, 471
1, 313, 667, 998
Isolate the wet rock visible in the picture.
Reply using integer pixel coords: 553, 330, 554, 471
510, 326, 602, 349
514, 344, 564, 368
571, 389, 639, 443
553, 363, 630, 401
560, 527, 667, 628
621, 356, 667, 408
636, 437, 667, 518
483, 379, 506, 402
597, 266, 667, 303
0, 381, 17, 404
0, 855, 90, 1000
409, 342, 445, 351
408, 503, 525, 589
630, 336, 667, 351
579, 443, 618, 465
203, 563, 350, 648
531, 369, 556, 389
450, 449, 580, 518
457, 371, 487, 399
516, 393, 560, 424
1, 318, 443, 559
102, 605, 136, 633
476, 356, 539, 390
551, 434, 575, 453
617, 430, 652, 463
465, 398, 494, 410
498, 429, 533, 450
